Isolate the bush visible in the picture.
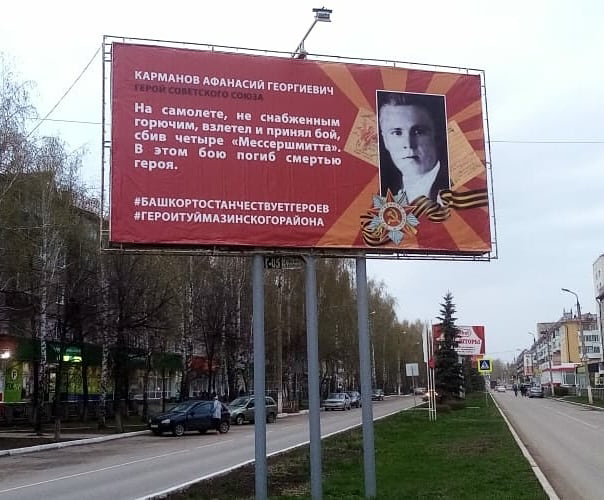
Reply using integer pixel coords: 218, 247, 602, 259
555, 386, 569, 396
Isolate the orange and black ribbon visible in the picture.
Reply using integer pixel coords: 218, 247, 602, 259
360, 188, 489, 247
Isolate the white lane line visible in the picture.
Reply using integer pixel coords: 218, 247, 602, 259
553, 410, 599, 430
0, 448, 194, 494
194, 438, 234, 449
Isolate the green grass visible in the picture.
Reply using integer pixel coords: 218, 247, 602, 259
170, 393, 547, 499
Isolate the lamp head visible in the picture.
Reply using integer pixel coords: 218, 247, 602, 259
313, 7, 332, 22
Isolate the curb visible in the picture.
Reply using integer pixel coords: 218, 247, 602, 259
490, 394, 559, 500
0, 430, 149, 457
553, 397, 604, 411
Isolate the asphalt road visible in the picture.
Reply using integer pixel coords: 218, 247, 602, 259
0, 395, 417, 500
493, 391, 604, 500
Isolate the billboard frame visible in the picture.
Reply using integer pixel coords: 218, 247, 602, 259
101, 35, 497, 261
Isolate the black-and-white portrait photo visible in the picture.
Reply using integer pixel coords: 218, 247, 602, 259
377, 91, 450, 202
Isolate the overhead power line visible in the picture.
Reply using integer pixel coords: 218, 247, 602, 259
27, 45, 101, 138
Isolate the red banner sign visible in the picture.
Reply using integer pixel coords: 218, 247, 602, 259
109, 42, 492, 255
433, 325, 486, 356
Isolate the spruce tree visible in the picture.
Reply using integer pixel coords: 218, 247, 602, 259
435, 292, 463, 399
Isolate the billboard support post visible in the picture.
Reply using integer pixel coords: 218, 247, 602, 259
356, 256, 377, 498
252, 255, 267, 499
304, 256, 323, 500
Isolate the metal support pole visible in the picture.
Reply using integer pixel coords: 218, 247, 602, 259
252, 255, 267, 499
304, 256, 322, 500
356, 257, 377, 499
397, 336, 401, 396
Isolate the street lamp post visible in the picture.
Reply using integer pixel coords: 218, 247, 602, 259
561, 287, 593, 404
397, 331, 407, 396
369, 311, 376, 388
292, 7, 332, 59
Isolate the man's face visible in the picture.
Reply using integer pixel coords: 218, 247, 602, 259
380, 104, 438, 174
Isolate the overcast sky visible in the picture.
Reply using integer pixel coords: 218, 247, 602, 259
3, 0, 604, 361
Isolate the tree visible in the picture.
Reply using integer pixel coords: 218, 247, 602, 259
434, 292, 463, 399
462, 358, 485, 393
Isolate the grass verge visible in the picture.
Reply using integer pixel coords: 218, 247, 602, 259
170, 393, 547, 499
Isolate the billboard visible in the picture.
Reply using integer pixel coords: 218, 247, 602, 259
108, 41, 492, 256
433, 325, 486, 356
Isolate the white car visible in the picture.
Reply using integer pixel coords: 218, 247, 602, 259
495, 385, 506, 392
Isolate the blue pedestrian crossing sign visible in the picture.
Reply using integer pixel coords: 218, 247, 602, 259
477, 358, 492, 373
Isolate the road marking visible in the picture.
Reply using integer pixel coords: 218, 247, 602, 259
194, 438, 234, 449
0, 448, 192, 494
554, 410, 599, 430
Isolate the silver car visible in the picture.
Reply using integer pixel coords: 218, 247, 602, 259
228, 396, 278, 425
323, 392, 352, 411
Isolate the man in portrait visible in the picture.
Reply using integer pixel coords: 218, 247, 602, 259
377, 91, 450, 203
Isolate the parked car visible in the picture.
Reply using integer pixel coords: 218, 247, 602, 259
495, 385, 506, 392
228, 396, 278, 425
323, 392, 352, 411
148, 399, 230, 436
346, 390, 362, 408
371, 389, 385, 401
414, 387, 427, 395
528, 386, 544, 398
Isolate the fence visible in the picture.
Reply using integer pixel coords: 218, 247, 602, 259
577, 387, 604, 401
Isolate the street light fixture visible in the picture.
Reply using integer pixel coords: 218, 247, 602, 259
292, 7, 333, 59
561, 287, 593, 404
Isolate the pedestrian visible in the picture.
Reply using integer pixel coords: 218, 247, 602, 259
212, 394, 222, 433
513, 383, 518, 397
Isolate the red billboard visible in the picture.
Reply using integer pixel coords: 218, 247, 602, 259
433, 325, 486, 356
109, 41, 492, 255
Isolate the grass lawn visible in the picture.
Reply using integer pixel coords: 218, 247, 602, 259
170, 393, 547, 499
